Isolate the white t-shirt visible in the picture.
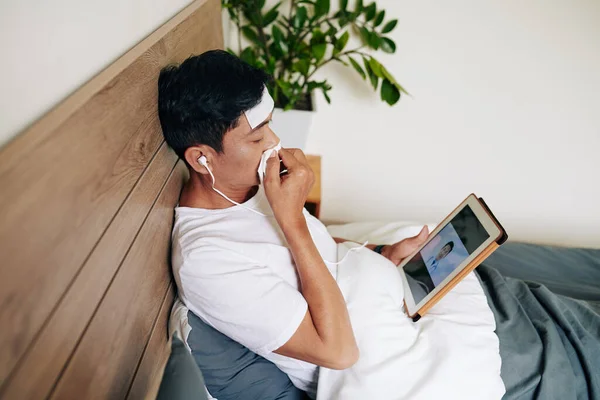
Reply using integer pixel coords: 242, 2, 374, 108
171, 186, 338, 397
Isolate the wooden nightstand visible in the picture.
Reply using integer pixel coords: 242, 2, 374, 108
305, 155, 321, 218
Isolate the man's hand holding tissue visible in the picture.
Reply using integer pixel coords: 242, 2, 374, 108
264, 148, 315, 229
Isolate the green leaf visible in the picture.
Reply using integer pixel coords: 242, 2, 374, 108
312, 43, 327, 61
322, 88, 332, 104
265, 55, 277, 74
340, 0, 348, 11
245, 9, 261, 26
257, 0, 266, 9
374, 10, 385, 26
293, 59, 310, 75
272, 25, 288, 52
348, 56, 366, 80
239, 47, 257, 65
325, 21, 338, 37
269, 42, 284, 59
381, 79, 400, 105
368, 31, 381, 49
358, 26, 370, 45
277, 79, 293, 98
310, 28, 326, 45
262, 4, 280, 27
315, 0, 331, 18
240, 47, 256, 65
338, 14, 349, 28
381, 19, 398, 34
355, 0, 363, 13
380, 37, 396, 53
334, 31, 350, 53
363, 57, 379, 89
380, 65, 409, 95
241, 26, 261, 46
364, 3, 376, 21
294, 6, 308, 28
368, 57, 384, 78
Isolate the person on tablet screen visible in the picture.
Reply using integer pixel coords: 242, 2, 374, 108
426, 241, 454, 273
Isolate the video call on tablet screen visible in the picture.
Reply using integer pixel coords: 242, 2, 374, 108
403, 205, 490, 305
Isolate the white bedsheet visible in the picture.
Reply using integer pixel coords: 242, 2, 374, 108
318, 222, 505, 400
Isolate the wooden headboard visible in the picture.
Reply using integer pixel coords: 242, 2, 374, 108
0, 1, 222, 398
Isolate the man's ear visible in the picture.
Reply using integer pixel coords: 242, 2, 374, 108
184, 145, 214, 175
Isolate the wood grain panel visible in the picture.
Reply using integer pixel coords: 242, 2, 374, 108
49, 163, 186, 400
126, 284, 175, 400
0, 0, 222, 388
0, 144, 178, 399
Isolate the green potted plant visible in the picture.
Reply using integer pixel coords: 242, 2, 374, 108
222, 0, 406, 147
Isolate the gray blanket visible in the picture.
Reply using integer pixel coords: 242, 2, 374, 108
477, 243, 600, 400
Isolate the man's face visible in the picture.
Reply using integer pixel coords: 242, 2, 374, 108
435, 244, 452, 261
212, 112, 279, 188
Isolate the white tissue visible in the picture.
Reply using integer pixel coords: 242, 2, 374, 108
257, 142, 282, 183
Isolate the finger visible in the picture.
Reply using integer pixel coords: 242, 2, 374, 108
405, 226, 429, 247
278, 148, 301, 169
285, 148, 308, 163
413, 226, 429, 245
264, 152, 281, 187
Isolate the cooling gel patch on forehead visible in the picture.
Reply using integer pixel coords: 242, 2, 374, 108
244, 86, 274, 129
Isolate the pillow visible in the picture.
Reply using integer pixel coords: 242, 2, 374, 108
170, 299, 308, 400
156, 335, 209, 400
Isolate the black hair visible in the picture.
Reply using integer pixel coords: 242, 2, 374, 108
443, 241, 455, 252
157, 50, 269, 160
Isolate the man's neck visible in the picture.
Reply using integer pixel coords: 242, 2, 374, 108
178, 170, 258, 209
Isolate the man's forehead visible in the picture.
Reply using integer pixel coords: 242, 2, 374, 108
244, 86, 274, 129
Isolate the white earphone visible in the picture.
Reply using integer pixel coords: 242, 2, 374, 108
197, 154, 267, 216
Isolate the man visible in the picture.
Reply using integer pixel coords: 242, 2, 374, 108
426, 241, 454, 273
158, 50, 428, 396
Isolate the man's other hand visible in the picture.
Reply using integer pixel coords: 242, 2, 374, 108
381, 226, 430, 265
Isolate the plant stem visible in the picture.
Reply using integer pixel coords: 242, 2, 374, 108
237, 22, 242, 52
302, 47, 368, 88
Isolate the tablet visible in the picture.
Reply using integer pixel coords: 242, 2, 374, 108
397, 194, 507, 321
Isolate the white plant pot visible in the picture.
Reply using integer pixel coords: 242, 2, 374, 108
271, 106, 315, 150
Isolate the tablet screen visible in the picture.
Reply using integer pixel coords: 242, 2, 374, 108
403, 205, 490, 305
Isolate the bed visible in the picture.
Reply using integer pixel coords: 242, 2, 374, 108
1, 0, 599, 399
327, 222, 600, 399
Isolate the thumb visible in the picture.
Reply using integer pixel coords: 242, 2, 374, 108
407, 225, 429, 246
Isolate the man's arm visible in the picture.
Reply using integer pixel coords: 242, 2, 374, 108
264, 149, 358, 370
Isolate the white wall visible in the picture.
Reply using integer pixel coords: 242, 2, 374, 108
0, 0, 194, 147
303, 0, 600, 248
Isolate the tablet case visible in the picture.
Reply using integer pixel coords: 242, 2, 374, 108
410, 197, 507, 322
